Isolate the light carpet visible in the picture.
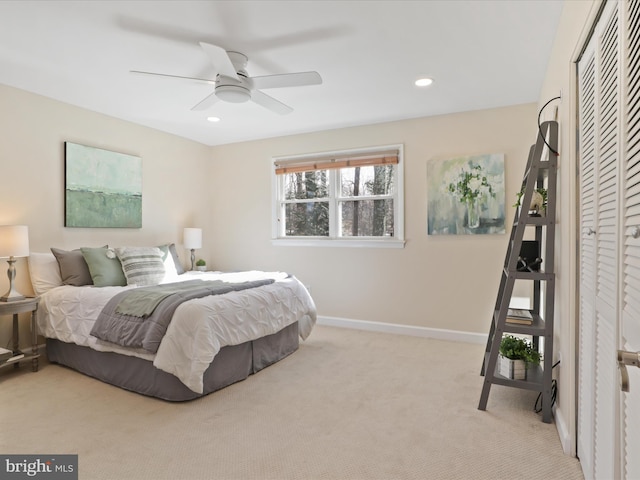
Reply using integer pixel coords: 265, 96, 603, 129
0, 325, 583, 479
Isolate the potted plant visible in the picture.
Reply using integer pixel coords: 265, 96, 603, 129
195, 259, 207, 272
498, 335, 541, 380
514, 187, 548, 217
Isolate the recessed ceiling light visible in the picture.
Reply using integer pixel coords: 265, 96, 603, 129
415, 78, 433, 87
207, 116, 221, 123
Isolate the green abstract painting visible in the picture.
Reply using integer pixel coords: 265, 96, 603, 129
65, 142, 142, 228
427, 153, 505, 235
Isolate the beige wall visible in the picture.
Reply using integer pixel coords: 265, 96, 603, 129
208, 103, 537, 333
537, 0, 600, 455
0, 83, 212, 343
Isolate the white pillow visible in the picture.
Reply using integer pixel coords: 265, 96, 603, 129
161, 250, 179, 283
114, 246, 166, 287
28, 252, 63, 295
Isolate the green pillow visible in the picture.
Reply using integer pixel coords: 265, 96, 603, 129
81, 246, 127, 287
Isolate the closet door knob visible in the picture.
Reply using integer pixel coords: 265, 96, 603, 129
632, 226, 640, 239
586, 228, 596, 236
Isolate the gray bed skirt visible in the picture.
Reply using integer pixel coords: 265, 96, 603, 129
46, 322, 299, 401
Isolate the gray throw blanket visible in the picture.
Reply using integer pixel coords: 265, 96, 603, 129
90, 278, 275, 353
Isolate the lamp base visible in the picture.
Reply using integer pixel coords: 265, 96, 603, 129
0, 292, 25, 302
1, 257, 25, 302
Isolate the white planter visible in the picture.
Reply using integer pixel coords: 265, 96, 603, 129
498, 354, 527, 380
196, 266, 207, 271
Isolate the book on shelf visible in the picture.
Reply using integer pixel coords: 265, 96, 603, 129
0, 347, 12, 362
4, 353, 24, 363
506, 308, 533, 325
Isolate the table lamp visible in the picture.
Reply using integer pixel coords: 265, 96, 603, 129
183, 227, 202, 271
0, 225, 29, 302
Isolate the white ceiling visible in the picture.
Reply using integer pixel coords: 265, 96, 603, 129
0, 0, 564, 147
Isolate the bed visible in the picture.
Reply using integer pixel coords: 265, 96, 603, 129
28, 245, 316, 401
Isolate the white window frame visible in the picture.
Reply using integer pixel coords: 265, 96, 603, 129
271, 144, 405, 248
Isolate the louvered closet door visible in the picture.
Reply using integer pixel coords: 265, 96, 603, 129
595, 4, 620, 479
577, 2, 621, 479
621, 0, 640, 478
578, 38, 597, 480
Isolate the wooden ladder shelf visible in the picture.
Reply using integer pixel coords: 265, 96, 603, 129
478, 120, 558, 423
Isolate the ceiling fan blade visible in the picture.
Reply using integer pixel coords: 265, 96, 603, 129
199, 42, 239, 80
130, 70, 214, 85
191, 92, 220, 111
251, 90, 293, 115
251, 71, 322, 90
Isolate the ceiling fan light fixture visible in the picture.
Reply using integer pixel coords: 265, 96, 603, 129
216, 85, 251, 103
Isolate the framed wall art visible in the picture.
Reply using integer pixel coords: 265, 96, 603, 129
64, 142, 142, 228
427, 153, 505, 235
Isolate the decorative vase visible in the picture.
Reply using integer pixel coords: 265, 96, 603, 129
528, 191, 545, 217
466, 198, 480, 229
498, 355, 527, 380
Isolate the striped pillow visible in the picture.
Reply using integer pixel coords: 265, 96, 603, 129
114, 247, 166, 286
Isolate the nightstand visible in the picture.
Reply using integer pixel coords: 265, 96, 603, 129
0, 297, 40, 372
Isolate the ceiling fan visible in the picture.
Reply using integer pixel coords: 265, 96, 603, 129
131, 42, 322, 115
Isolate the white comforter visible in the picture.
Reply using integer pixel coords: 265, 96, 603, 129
37, 271, 316, 393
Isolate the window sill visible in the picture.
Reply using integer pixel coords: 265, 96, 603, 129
271, 238, 405, 248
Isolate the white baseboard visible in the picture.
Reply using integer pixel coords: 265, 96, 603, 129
553, 405, 573, 456
316, 316, 487, 344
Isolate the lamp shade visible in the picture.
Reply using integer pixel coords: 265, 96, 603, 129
0, 225, 29, 258
183, 228, 202, 250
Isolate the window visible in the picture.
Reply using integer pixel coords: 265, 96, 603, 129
272, 145, 404, 247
